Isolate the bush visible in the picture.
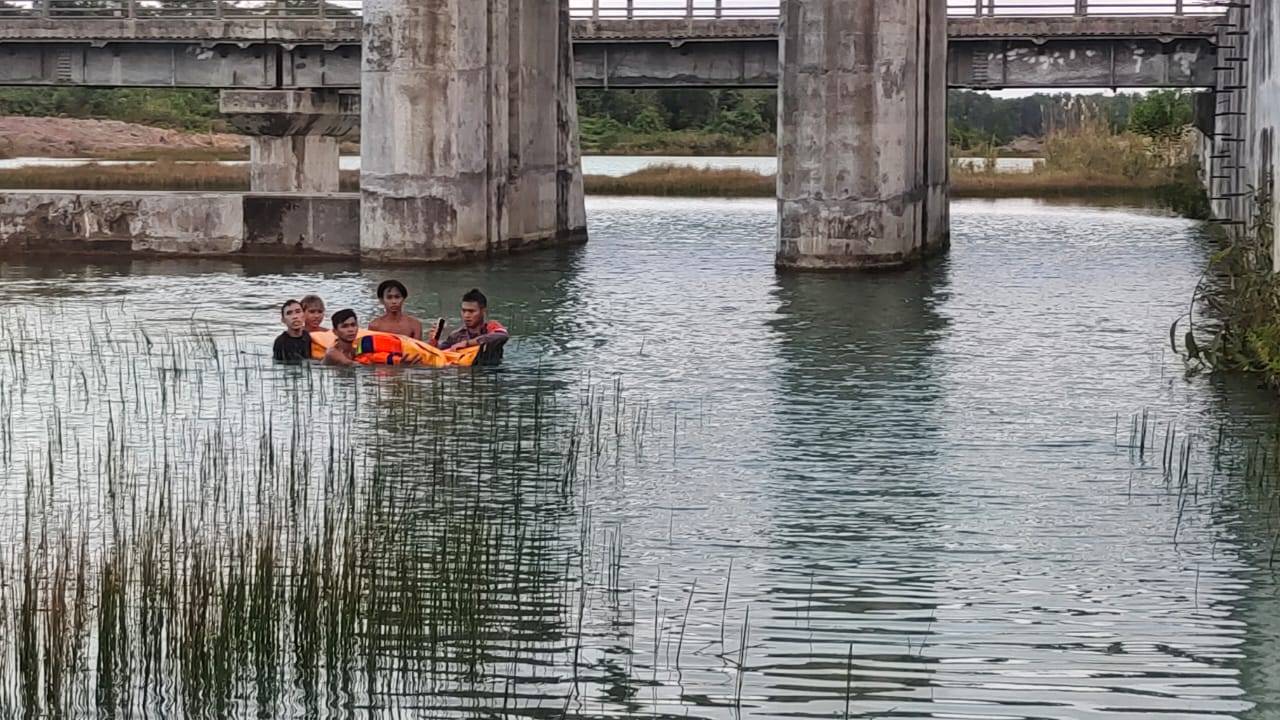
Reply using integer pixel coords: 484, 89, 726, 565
0, 88, 221, 132
1129, 90, 1193, 141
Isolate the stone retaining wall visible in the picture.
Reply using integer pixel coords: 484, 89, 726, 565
0, 191, 359, 258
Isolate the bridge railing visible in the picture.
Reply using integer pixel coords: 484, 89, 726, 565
0, 0, 363, 18
0, 0, 1227, 19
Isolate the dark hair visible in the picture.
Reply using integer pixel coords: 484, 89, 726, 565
331, 308, 358, 327
377, 280, 408, 300
281, 299, 302, 318
462, 288, 487, 308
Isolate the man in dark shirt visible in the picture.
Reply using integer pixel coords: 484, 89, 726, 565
273, 299, 312, 363
435, 288, 509, 366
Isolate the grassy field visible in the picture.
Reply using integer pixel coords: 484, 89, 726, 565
0, 162, 360, 192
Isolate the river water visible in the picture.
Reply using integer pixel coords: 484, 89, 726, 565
0, 154, 1042, 174
0, 196, 1278, 718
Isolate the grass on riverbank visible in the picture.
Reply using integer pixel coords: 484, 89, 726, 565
1177, 182, 1280, 382
0, 161, 249, 191
0, 160, 1202, 210
98, 147, 249, 162
0, 122, 1208, 214
585, 165, 773, 197
0, 162, 361, 192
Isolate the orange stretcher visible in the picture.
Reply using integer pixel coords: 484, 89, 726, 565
310, 330, 480, 368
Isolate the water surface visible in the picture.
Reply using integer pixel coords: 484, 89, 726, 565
0, 197, 1277, 719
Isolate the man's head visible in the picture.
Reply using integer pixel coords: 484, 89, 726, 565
281, 299, 305, 333
331, 309, 359, 343
300, 294, 326, 330
377, 280, 408, 314
461, 288, 487, 330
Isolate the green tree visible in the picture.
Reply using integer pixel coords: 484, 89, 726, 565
1128, 90, 1193, 140
655, 89, 717, 130
629, 106, 668, 134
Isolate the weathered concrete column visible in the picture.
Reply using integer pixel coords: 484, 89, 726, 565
360, 0, 586, 262
246, 136, 339, 194
777, 0, 949, 271
220, 90, 358, 194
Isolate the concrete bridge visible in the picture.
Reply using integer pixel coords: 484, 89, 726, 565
0, 14, 1219, 90
0, 0, 1265, 272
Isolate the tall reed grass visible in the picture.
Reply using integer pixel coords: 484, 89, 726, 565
0, 162, 361, 192
0, 306, 754, 718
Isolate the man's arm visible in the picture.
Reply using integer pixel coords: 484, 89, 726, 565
473, 321, 509, 347
449, 324, 508, 350
323, 345, 356, 367
439, 328, 466, 350
409, 316, 424, 340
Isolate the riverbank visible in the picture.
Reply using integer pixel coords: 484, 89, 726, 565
581, 164, 1209, 216
0, 115, 1025, 162
0, 116, 247, 160
1177, 187, 1280, 386
0, 160, 1207, 213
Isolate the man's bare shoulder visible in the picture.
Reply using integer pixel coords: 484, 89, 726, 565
323, 344, 354, 366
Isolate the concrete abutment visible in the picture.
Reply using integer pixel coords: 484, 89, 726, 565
776, 0, 949, 271
1200, 1, 1278, 265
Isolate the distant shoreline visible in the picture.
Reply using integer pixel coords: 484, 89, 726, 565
0, 161, 1202, 212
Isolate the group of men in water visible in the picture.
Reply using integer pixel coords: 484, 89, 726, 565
272, 281, 510, 367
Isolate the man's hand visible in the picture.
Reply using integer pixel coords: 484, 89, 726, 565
449, 340, 473, 351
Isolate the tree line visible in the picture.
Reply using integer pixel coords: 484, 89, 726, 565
0, 85, 1196, 149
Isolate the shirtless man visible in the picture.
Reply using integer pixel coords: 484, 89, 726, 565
368, 280, 424, 340
323, 309, 361, 366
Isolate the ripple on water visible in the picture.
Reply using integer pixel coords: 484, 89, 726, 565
0, 196, 1276, 718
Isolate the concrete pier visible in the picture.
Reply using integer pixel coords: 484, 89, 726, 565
247, 136, 340, 194
360, 0, 586, 263
777, 0, 949, 271
220, 90, 358, 194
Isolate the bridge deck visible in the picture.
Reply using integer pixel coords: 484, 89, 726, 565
0, 15, 1220, 90
0, 15, 1218, 44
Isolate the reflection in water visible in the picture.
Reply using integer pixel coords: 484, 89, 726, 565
760, 266, 951, 717
0, 197, 1278, 718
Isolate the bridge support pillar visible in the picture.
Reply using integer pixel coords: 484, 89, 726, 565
360, 0, 586, 263
221, 90, 358, 194
777, 0, 949, 271
247, 136, 340, 194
